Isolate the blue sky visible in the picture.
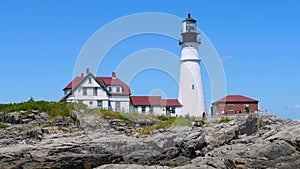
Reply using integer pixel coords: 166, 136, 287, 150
1, 1, 300, 119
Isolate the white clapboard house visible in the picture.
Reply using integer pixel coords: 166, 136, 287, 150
61, 69, 182, 116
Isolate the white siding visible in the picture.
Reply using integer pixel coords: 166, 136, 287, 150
64, 75, 130, 112
109, 95, 130, 112
153, 106, 163, 115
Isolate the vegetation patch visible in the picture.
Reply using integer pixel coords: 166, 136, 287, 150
0, 99, 194, 134
0, 98, 75, 118
218, 116, 231, 124
138, 117, 192, 134
99, 109, 129, 121
0, 123, 9, 129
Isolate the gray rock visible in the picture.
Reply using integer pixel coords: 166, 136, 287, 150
95, 164, 169, 169
123, 150, 163, 165
1, 113, 300, 169
40, 112, 49, 120
31, 109, 40, 114
3, 112, 20, 124
178, 129, 206, 158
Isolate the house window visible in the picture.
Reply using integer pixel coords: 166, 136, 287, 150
78, 100, 83, 104
88, 77, 92, 84
141, 106, 146, 113
115, 101, 121, 111
83, 88, 87, 95
228, 104, 234, 111
93, 87, 97, 96
97, 100, 103, 109
166, 107, 175, 114
89, 101, 93, 105
116, 86, 121, 93
192, 85, 195, 90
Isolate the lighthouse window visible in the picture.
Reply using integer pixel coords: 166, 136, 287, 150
192, 85, 195, 90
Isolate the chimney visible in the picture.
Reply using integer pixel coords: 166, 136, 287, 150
112, 72, 116, 78
81, 73, 84, 77
86, 68, 90, 75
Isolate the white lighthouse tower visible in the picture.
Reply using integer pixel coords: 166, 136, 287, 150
178, 13, 206, 117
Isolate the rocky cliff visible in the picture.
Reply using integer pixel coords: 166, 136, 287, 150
0, 111, 300, 169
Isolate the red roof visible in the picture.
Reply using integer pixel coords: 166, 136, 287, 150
63, 76, 84, 90
130, 96, 182, 107
161, 99, 182, 106
96, 77, 131, 95
130, 96, 162, 106
62, 73, 131, 101
213, 95, 258, 104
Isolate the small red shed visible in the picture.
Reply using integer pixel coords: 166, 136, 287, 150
211, 95, 259, 115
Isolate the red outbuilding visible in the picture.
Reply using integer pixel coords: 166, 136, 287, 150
211, 95, 259, 115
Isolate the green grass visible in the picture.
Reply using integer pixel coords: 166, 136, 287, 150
0, 98, 78, 118
94, 109, 193, 135
99, 109, 129, 120
218, 116, 231, 124
0, 99, 194, 133
98, 109, 159, 122
138, 117, 192, 134
0, 123, 9, 129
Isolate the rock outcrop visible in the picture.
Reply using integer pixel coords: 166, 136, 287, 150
0, 111, 300, 169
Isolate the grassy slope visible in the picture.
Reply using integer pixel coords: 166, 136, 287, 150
0, 99, 196, 133
0, 98, 75, 117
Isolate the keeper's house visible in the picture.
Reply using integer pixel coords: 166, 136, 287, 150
211, 95, 259, 115
61, 69, 182, 116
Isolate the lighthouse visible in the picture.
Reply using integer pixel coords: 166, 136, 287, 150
178, 13, 206, 117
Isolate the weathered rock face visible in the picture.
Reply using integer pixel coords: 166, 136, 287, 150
1, 112, 300, 169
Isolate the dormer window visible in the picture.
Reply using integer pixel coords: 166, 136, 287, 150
116, 86, 120, 93
88, 77, 92, 84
